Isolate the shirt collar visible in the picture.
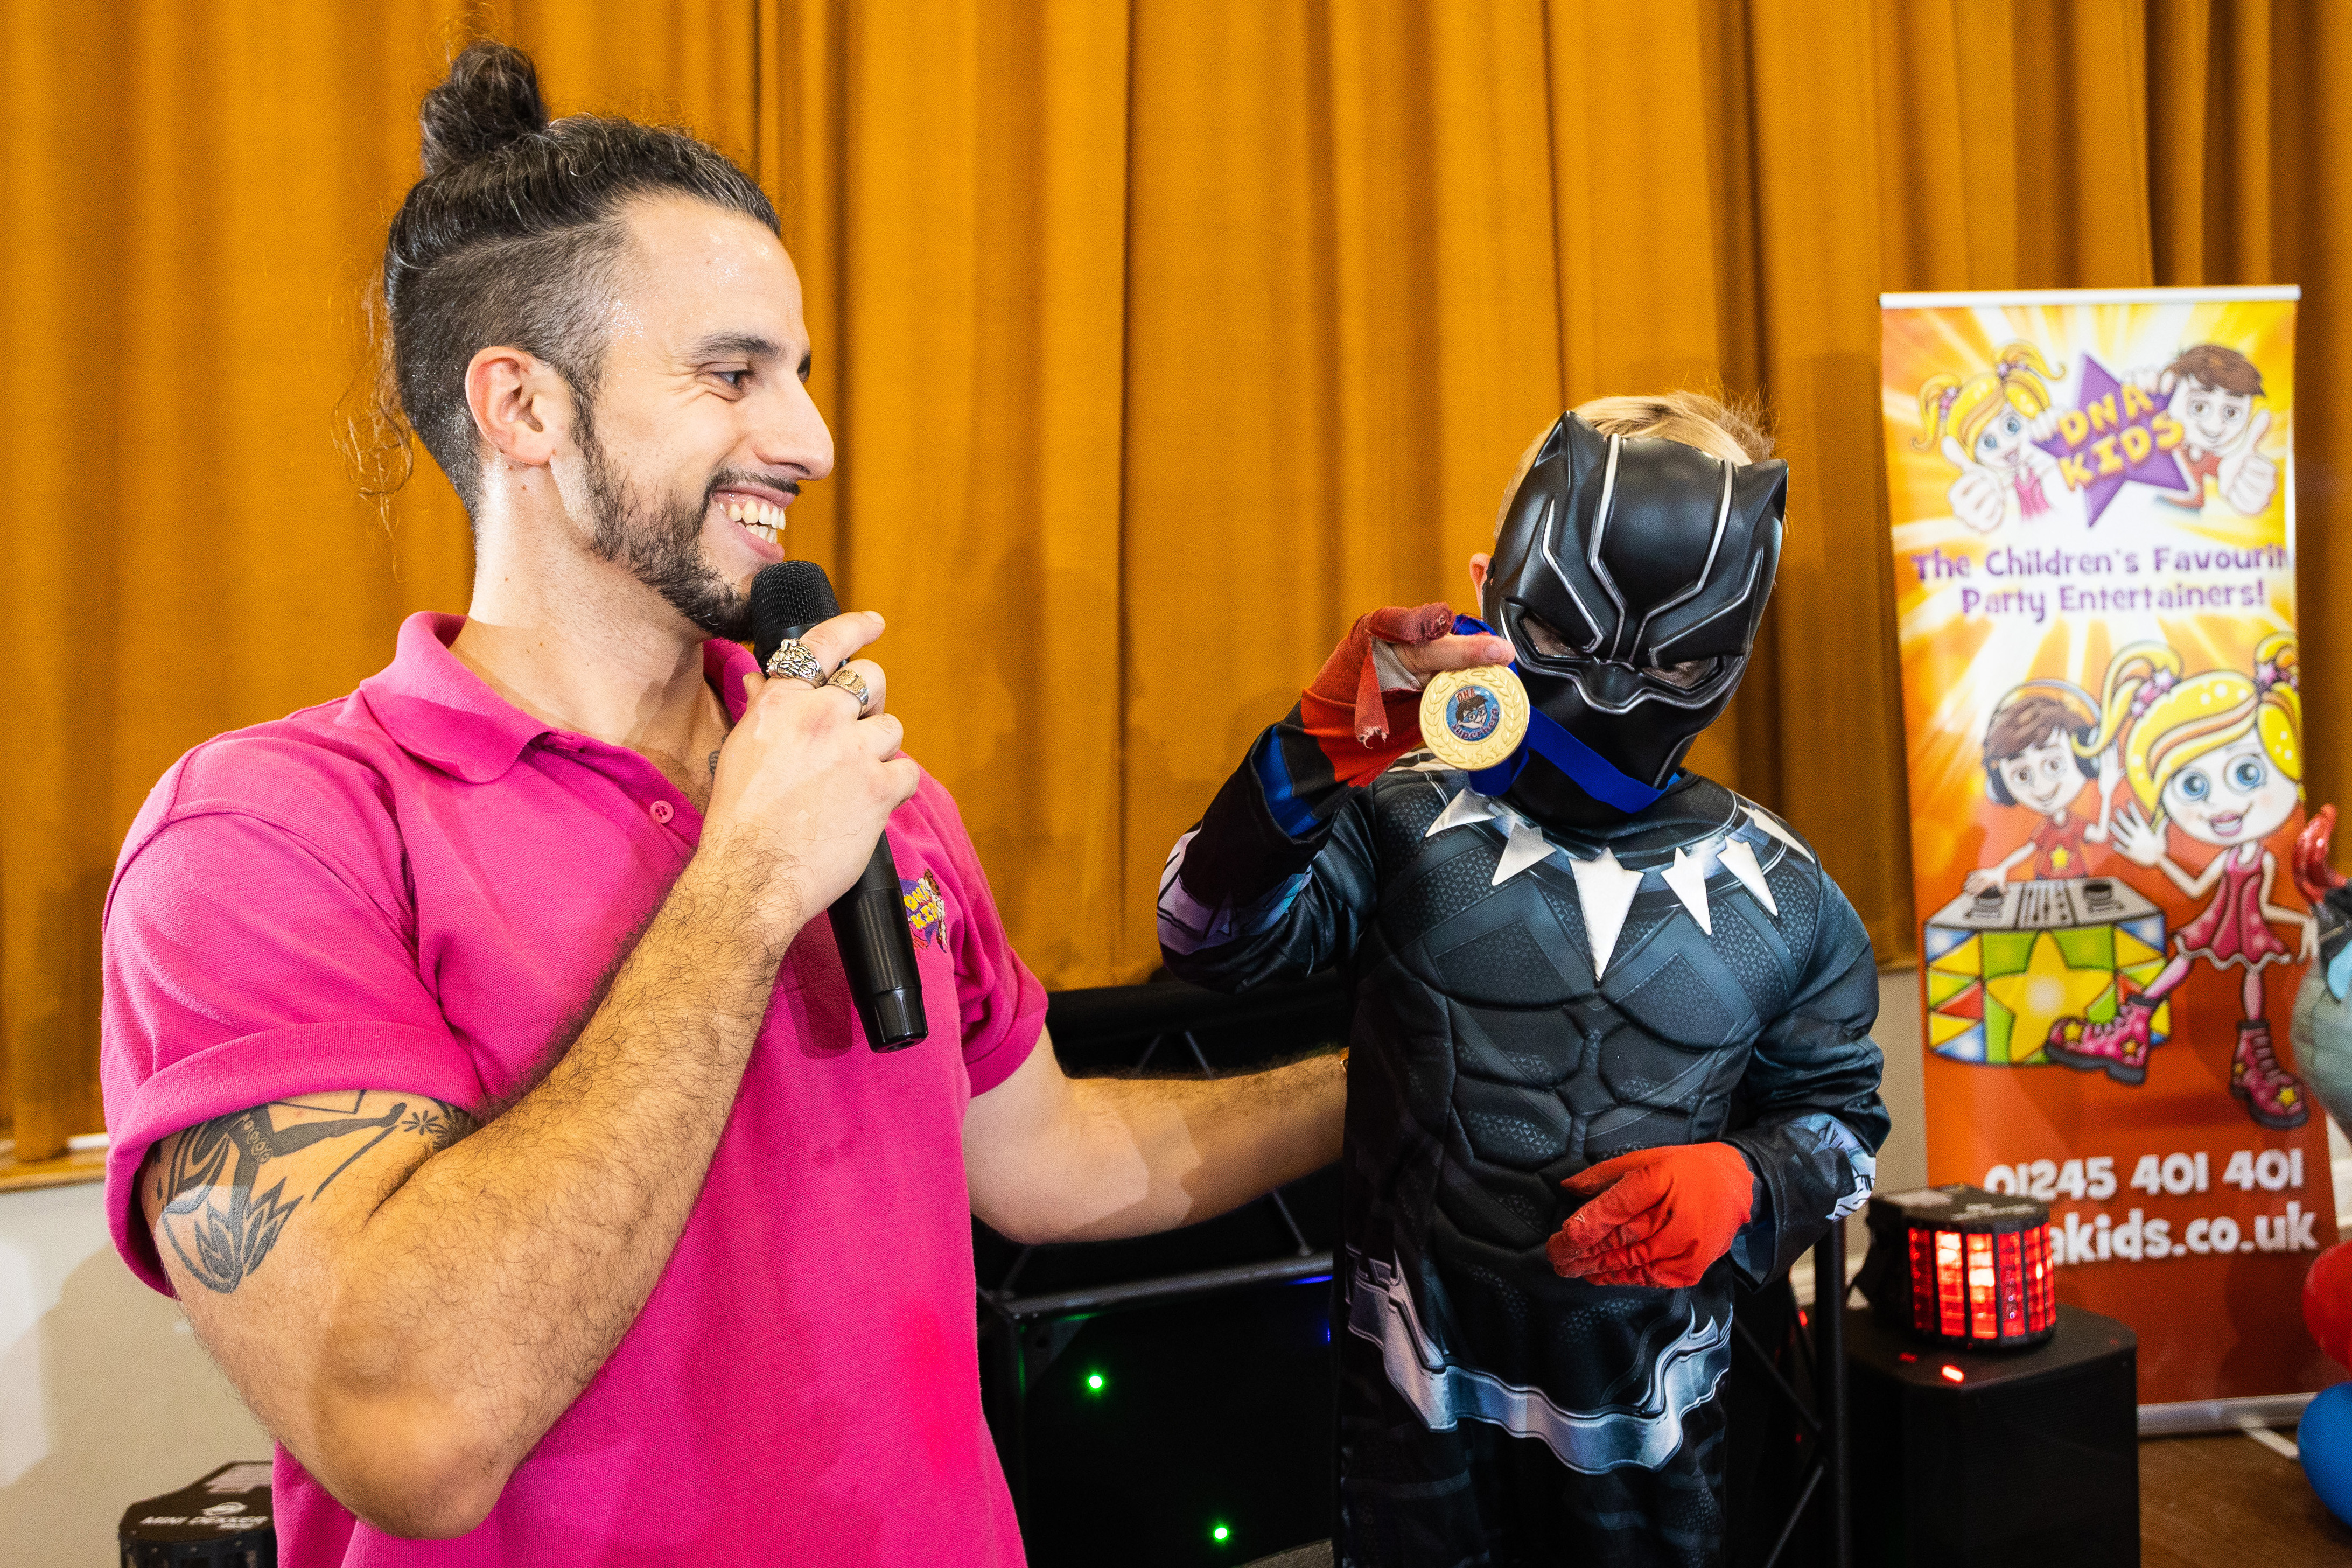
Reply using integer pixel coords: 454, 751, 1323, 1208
360, 613, 757, 784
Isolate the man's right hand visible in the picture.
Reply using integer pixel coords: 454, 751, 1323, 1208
701, 610, 921, 950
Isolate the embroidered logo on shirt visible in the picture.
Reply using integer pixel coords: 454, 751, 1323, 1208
901, 871, 948, 950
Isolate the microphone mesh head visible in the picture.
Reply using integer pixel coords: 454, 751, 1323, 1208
751, 561, 841, 668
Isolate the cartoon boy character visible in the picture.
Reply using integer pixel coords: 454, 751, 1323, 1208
1448, 685, 1499, 743
1917, 342, 2073, 533
2154, 344, 2276, 516
2045, 635, 2316, 1128
1963, 683, 2117, 894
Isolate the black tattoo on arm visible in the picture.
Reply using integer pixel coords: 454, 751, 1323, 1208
709, 750, 721, 780
152, 1092, 475, 1295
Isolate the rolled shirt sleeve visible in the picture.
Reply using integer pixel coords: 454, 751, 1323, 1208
102, 809, 485, 1293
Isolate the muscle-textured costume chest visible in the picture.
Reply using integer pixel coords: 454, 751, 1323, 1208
1161, 732, 1886, 1566
1349, 764, 1826, 1263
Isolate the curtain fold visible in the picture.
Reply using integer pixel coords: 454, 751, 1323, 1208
3, 1, 2344, 1156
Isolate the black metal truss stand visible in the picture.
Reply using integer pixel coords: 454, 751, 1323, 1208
1730, 1218, 1851, 1568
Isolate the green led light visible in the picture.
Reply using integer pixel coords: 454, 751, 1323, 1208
1211, 1524, 1230, 1543
1085, 1372, 1105, 1392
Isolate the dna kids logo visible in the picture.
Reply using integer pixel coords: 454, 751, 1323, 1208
2031, 355, 2193, 526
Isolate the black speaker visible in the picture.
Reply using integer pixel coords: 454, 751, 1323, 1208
1846, 1304, 2139, 1566
987, 1263, 1338, 1567
978, 975, 1350, 1568
120, 1462, 275, 1566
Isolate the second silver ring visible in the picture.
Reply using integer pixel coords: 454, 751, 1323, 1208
826, 666, 872, 712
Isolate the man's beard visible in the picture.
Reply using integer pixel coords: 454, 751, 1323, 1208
578, 423, 751, 641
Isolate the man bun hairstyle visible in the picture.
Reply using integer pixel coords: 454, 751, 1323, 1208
381, 40, 778, 510
418, 40, 551, 174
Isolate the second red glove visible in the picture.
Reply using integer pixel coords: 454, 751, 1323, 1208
1546, 1143, 1758, 1289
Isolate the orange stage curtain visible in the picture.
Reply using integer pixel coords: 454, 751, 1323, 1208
3, 1, 2346, 1157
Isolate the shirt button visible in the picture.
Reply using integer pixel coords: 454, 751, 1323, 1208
650, 800, 675, 824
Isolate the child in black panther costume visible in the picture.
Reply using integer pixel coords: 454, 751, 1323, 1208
1159, 396, 1888, 1567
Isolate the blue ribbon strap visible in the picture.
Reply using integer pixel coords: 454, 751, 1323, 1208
1450, 614, 1669, 813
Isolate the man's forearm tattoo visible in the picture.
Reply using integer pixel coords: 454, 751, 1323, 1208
152, 1091, 474, 1294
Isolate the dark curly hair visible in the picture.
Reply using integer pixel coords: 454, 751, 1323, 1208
376, 41, 776, 510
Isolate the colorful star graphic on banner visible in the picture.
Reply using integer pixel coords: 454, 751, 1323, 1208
1984, 931, 2115, 1064
2033, 354, 2195, 527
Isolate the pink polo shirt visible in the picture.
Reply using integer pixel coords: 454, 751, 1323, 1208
100, 613, 1042, 1565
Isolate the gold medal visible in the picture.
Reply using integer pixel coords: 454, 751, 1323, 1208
1419, 665, 1530, 773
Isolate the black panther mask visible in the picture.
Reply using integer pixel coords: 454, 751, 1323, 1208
1481, 412, 1789, 807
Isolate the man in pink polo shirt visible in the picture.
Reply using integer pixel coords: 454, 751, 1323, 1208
97, 42, 1499, 1565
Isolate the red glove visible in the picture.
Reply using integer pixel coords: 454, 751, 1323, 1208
1298, 603, 1458, 786
1546, 1143, 1757, 1289
2307, 1241, 2352, 1369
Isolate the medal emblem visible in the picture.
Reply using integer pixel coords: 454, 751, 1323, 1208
1419, 666, 1530, 772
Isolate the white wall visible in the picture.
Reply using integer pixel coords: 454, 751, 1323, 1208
0, 1179, 268, 1567
1874, 966, 1929, 1194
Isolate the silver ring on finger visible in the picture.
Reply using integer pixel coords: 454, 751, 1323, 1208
825, 667, 872, 712
764, 639, 828, 687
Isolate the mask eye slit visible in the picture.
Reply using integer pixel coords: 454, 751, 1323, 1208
1520, 612, 1580, 660
1642, 657, 1719, 691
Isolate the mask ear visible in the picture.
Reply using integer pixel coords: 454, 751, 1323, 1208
1557, 410, 1609, 471
1536, 411, 1577, 468
1487, 412, 1595, 625
1730, 458, 1790, 538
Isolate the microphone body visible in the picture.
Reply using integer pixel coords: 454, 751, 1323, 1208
751, 564, 928, 1052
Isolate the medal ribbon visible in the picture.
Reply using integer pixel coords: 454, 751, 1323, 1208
1450, 614, 1670, 813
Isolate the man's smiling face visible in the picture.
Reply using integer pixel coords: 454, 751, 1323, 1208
555, 192, 833, 639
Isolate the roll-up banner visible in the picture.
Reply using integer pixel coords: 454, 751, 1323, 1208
1879, 286, 2333, 1419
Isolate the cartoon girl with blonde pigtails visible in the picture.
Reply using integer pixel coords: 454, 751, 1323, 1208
1917, 342, 2073, 532
2045, 635, 2318, 1128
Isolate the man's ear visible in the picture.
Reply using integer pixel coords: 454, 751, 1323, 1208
466, 346, 573, 472
1468, 552, 1490, 600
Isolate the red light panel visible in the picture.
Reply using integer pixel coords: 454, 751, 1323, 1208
1996, 1230, 2025, 1339
1965, 1233, 1997, 1339
1908, 1227, 1936, 1334
2024, 1224, 2055, 1332
1935, 1230, 1965, 1337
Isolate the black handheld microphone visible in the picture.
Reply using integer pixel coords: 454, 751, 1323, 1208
750, 562, 928, 1052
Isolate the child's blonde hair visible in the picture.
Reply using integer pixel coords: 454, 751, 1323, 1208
1915, 342, 2062, 458
2082, 633, 2302, 820
1493, 390, 1773, 535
